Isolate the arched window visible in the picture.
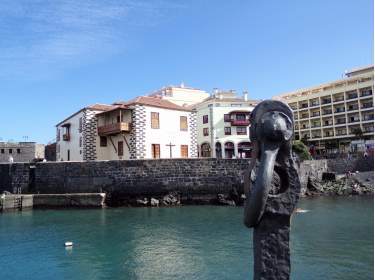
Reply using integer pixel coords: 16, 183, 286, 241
224, 142, 235, 158
201, 143, 211, 157
238, 142, 252, 158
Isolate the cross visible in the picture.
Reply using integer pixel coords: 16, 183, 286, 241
165, 142, 176, 158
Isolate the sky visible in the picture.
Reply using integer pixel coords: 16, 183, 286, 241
0, 0, 373, 144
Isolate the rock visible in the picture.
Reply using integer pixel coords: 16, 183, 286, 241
162, 192, 180, 206
322, 172, 336, 181
150, 198, 159, 207
136, 197, 148, 206
217, 193, 236, 206
307, 177, 321, 192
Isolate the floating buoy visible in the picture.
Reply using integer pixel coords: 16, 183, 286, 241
65, 241, 73, 247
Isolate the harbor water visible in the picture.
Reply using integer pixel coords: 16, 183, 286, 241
0, 196, 373, 280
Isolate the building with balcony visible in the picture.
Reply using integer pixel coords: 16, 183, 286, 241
274, 65, 374, 155
96, 96, 196, 160
193, 90, 258, 158
56, 104, 116, 161
56, 96, 197, 161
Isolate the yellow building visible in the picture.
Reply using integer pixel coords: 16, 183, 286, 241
274, 65, 374, 155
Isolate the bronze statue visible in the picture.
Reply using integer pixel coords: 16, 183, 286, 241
244, 100, 301, 280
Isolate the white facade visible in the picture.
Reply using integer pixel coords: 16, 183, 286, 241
148, 85, 210, 106
56, 110, 84, 161
143, 106, 193, 158
56, 97, 198, 161
56, 104, 115, 161
193, 90, 258, 158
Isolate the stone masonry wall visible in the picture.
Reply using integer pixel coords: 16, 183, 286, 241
0, 157, 372, 199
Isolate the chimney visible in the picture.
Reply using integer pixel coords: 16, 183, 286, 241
243, 91, 248, 101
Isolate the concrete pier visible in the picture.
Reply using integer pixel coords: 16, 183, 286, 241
0, 193, 106, 212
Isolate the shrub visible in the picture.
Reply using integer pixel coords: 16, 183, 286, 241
292, 140, 312, 161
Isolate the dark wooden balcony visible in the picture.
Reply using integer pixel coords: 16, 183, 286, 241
98, 122, 131, 136
63, 134, 70, 141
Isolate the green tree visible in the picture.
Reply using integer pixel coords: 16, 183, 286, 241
292, 140, 312, 161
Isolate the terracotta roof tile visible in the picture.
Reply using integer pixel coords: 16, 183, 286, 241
117, 96, 192, 111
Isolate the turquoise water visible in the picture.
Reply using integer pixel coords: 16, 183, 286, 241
0, 197, 373, 280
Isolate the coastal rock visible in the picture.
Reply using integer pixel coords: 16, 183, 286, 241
136, 198, 148, 206
162, 192, 180, 206
150, 198, 159, 207
217, 194, 236, 206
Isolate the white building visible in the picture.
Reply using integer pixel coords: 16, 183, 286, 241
0, 142, 45, 163
56, 104, 116, 161
193, 90, 259, 158
148, 84, 210, 106
96, 96, 197, 159
56, 97, 198, 161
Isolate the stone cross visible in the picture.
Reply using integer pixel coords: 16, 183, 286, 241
244, 100, 301, 280
166, 142, 176, 158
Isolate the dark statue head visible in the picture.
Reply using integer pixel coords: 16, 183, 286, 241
244, 100, 300, 228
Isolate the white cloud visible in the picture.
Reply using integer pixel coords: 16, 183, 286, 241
0, 0, 179, 79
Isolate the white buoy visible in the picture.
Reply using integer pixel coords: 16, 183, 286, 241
65, 241, 73, 247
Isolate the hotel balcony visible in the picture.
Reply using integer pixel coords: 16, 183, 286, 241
98, 122, 131, 136
231, 119, 250, 126
229, 110, 250, 126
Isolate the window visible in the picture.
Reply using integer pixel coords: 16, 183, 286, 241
0, 149, 4, 154
180, 116, 188, 131
79, 117, 83, 133
236, 127, 247, 135
117, 115, 121, 123
100, 136, 107, 147
203, 115, 208, 124
236, 114, 246, 120
118, 141, 124, 156
181, 145, 188, 158
79, 137, 82, 147
17, 149, 21, 154
152, 144, 160, 159
224, 114, 231, 122
151, 112, 160, 129
224, 127, 231, 135
203, 128, 209, 136
9, 149, 12, 154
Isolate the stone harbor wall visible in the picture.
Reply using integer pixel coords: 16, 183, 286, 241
0, 157, 372, 206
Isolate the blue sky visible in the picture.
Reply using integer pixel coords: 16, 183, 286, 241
0, 0, 373, 144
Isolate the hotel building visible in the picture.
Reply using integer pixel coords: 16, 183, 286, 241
274, 65, 374, 154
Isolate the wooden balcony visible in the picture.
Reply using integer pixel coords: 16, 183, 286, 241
98, 122, 131, 136
62, 134, 70, 141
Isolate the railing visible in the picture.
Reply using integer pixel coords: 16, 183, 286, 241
348, 107, 359, 111
98, 122, 131, 136
346, 95, 358, 100
231, 119, 250, 126
321, 100, 331, 104
333, 97, 344, 102
360, 90, 372, 97
362, 103, 373, 109
323, 111, 332, 115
